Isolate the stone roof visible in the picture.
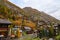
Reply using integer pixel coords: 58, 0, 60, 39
0, 19, 12, 24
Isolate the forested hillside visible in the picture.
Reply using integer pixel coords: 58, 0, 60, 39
0, 0, 60, 29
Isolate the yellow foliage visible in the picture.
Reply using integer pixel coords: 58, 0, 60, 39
17, 28, 22, 38
24, 20, 36, 28
12, 19, 36, 29
12, 19, 22, 26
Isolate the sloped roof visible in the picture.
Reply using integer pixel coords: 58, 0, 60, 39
0, 19, 11, 24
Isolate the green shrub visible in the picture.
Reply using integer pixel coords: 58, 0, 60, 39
56, 35, 60, 40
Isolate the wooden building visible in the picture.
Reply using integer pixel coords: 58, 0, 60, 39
0, 19, 11, 37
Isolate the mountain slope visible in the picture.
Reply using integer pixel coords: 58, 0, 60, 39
23, 7, 60, 24
0, 0, 36, 28
0, 0, 60, 27
0, 0, 25, 19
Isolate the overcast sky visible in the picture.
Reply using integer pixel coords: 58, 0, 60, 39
8, 0, 60, 20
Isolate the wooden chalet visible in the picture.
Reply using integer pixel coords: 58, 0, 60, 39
0, 19, 11, 37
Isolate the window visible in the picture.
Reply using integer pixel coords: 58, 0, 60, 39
0, 24, 8, 28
